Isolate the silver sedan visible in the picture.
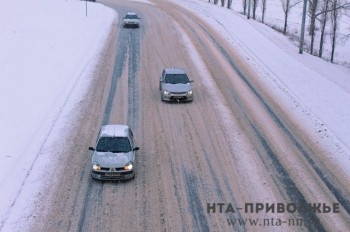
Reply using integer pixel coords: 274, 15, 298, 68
159, 68, 194, 102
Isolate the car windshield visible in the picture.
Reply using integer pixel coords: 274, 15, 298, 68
164, 74, 189, 84
125, 14, 138, 19
96, 137, 132, 153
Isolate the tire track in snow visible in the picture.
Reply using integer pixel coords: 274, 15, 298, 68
191, 21, 327, 232
156, 1, 344, 231
152, 3, 250, 230
183, 110, 247, 232
201, 24, 350, 218
183, 170, 211, 232
182, 3, 350, 221
76, 13, 141, 231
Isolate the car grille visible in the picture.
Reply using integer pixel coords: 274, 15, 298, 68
100, 167, 125, 171
170, 96, 188, 101
171, 92, 187, 94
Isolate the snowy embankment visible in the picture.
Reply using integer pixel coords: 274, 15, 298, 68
174, 0, 350, 176
0, 0, 116, 230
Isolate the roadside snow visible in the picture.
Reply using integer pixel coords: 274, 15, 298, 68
0, 0, 116, 231
172, 0, 350, 176
230, 0, 350, 66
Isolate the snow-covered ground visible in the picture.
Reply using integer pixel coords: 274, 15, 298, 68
174, 0, 350, 188
0, 0, 116, 230
174, 0, 350, 166
0, 0, 349, 231
229, 0, 350, 66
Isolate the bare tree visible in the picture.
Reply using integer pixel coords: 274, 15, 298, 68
227, 0, 233, 8
329, 0, 350, 62
281, 0, 302, 34
330, 0, 340, 62
243, 0, 248, 14
261, 0, 267, 23
248, 0, 252, 18
308, 0, 319, 54
299, 0, 308, 53
252, 0, 260, 19
221, 0, 225, 6
319, 0, 330, 57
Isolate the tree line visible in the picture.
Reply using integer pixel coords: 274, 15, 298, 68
208, 0, 350, 63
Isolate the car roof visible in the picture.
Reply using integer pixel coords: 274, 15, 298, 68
164, 68, 187, 75
126, 12, 137, 15
100, 124, 129, 137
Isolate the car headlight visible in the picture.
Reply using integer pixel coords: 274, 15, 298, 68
92, 164, 101, 171
163, 90, 170, 95
187, 90, 193, 95
124, 162, 133, 170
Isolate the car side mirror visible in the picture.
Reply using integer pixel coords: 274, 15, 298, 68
89, 147, 95, 151
134, 147, 140, 151
190, 80, 194, 83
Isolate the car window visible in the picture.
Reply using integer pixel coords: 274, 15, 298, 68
164, 74, 189, 84
125, 14, 138, 19
96, 137, 132, 153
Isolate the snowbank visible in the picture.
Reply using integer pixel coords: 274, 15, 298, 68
0, 0, 116, 230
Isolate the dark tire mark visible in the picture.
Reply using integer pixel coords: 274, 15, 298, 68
183, 170, 210, 232
204, 25, 350, 217
183, 110, 247, 232
251, 126, 326, 232
76, 10, 142, 231
126, 27, 141, 129
157, 2, 346, 231
194, 28, 326, 232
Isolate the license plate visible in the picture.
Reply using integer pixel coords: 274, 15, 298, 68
105, 173, 121, 177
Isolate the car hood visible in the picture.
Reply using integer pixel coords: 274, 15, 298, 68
92, 151, 133, 168
163, 83, 192, 93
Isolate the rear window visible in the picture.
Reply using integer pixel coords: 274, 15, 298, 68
96, 137, 131, 153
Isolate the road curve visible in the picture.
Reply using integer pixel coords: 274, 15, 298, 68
29, 0, 350, 231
